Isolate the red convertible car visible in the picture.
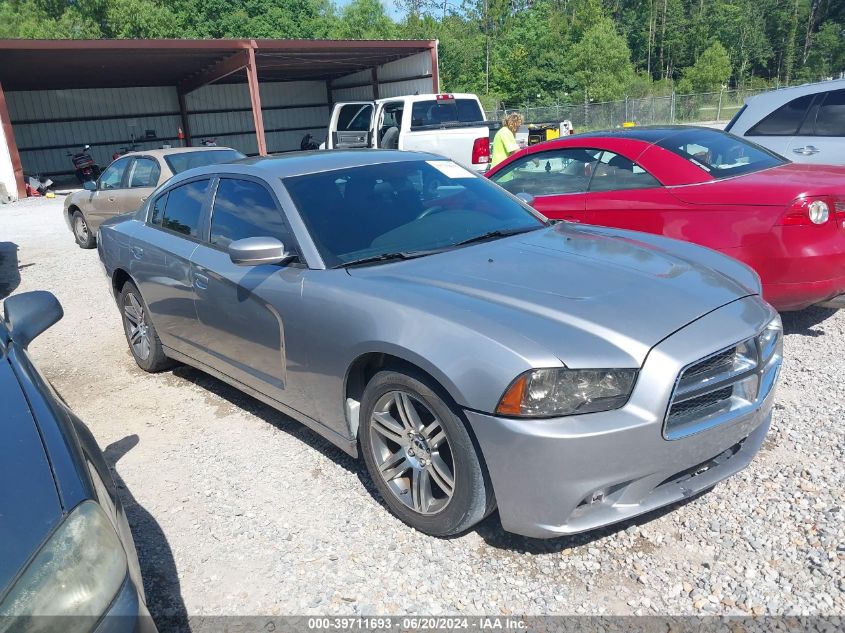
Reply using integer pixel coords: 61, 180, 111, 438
486, 126, 845, 311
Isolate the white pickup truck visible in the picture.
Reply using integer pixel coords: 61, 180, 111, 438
322, 93, 493, 172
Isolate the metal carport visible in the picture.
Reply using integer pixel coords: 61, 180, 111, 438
0, 38, 439, 199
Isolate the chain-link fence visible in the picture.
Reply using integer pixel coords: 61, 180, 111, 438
486, 88, 771, 130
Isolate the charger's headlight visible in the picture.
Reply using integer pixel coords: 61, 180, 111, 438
496, 368, 637, 417
758, 314, 783, 362
0, 501, 127, 632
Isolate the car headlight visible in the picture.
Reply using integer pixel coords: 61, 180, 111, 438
0, 501, 127, 632
496, 368, 637, 417
758, 314, 783, 362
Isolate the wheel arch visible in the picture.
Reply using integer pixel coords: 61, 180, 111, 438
67, 203, 85, 225
343, 347, 468, 440
111, 267, 135, 300
346, 348, 498, 517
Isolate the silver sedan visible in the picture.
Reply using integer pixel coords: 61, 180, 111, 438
97, 150, 782, 538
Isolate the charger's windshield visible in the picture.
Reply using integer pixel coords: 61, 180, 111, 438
283, 159, 545, 267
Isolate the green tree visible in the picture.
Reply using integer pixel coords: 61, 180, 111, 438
333, 0, 396, 39
565, 18, 635, 102
488, 0, 571, 104
105, 0, 180, 37
801, 20, 845, 80
0, 0, 101, 38
168, 0, 335, 38
677, 42, 732, 93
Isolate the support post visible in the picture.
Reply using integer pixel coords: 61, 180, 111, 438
371, 67, 380, 100
716, 86, 724, 121
246, 47, 267, 156
431, 40, 440, 93
0, 81, 25, 199
178, 91, 193, 147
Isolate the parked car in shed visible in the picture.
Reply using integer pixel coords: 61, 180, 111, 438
97, 150, 782, 539
486, 126, 845, 312
0, 291, 156, 631
64, 146, 245, 249
725, 78, 845, 164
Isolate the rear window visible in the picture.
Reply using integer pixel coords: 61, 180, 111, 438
410, 99, 484, 128
656, 128, 786, 179
164, 149, 245, 174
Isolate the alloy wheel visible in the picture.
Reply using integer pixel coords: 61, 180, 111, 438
123, 292, 151, 361
368, 390, 455, 515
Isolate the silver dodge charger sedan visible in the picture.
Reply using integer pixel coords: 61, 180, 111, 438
97, 150, 782, 538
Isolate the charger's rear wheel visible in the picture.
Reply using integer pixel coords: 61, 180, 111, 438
119, 281, 172, 372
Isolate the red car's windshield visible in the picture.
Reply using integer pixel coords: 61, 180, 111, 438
656, 128, 787, 179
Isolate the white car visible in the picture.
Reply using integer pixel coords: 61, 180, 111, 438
322, 93, 493, 172
725, 78, 845, 164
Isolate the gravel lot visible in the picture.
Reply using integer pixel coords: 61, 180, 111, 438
1, 196, 842, 625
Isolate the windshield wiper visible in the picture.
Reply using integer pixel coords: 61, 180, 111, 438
335, 250, 440, 269
453, 226, 540, 248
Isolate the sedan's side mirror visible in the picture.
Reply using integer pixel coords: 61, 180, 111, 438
83, 180, 97, 192
3, 291, 63, 348
228, 237, 293, 266
516, 192, 535, 206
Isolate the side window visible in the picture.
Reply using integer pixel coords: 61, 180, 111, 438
588, 151, 660, 193
748, 94, 814, 136
160, 179, 210, 238
337, 104, 374, 131
128, 158, 161, 188
490, 148, 600, 197
814, 90, 845, 137
98, 157, 131, 190
150, 192, 168, 225
210, 179, 293, 250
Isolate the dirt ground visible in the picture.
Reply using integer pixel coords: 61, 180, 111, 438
1, 195, 841, 628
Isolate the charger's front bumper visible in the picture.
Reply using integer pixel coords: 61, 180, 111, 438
466, 296, 780, 539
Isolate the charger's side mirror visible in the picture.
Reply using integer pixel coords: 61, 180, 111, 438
516, 192, 535, 206
228, 237, 294, 266
3, 291, 63, 348
83, 181, 97, 192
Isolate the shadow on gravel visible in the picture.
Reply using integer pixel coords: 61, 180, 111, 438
167, 366, 437, 524
104, 435, 190, 633
474, 489, 710, 553
169, 365, 360, 475
781, 306, 837, 336
0, 241, 21, 299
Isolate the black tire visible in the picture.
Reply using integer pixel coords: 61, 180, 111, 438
71, 210, 96, 249
360, 368, 494, 537
119, 281, 173, 373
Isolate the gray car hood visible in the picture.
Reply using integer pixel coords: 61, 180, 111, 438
348, 224, 755, 368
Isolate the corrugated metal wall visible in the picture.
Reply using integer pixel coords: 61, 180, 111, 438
6, 47, 436, 183
331, 51, 434, 102
8, 86, 181, 178
186, 81, 329, 156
